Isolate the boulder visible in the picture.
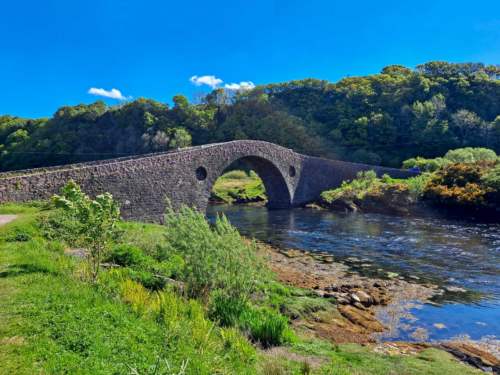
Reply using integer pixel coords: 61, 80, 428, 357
354, 290, 373, 307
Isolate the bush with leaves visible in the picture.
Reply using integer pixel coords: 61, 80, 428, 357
423, 162, 498, 208
403, 147, 498, 171
320, 170, 379, 203
482, 164, 500, 191
444, 147, 497, 163
106, 244, 147, 267
208, 289, 249, 327
239, 307, 294, 348
402, 156, 449, 172
208, 291, 294, 348
51, 180, 120, 281
162, 205, 263, 301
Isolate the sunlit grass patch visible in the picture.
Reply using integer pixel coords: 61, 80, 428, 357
211, 170, 266, 204
0, 201, 46, 215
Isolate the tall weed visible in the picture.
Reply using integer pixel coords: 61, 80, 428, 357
163, 205, 262, 301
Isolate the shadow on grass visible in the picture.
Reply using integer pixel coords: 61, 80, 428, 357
0, 263, 55, 278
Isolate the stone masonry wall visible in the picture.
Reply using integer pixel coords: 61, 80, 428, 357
0, 140, 416, 221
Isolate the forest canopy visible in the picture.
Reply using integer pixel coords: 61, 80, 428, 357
1, 61, 499, 171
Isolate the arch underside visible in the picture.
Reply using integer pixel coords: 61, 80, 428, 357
216, 155, 292, 209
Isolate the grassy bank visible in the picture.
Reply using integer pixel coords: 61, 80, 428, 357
319, 148, 499, 218
211, 170, 266, 204
0, 201, 482, 374
319, 171, 427, 215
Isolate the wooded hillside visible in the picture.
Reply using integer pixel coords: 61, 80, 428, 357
1, 62, 499, 171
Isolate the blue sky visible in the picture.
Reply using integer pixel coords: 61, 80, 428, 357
1, 0, 499, 118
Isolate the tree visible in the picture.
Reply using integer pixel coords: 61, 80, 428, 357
451, 110, 488, 146
1, 61, 499, 172
491, 116, 500, 150
52, 181, 120, 282
381, 65, 412, 76
169, 127, 192, 148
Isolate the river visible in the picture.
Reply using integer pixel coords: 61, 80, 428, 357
207, 204, 500, 343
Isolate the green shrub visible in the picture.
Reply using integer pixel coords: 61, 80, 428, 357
405, 174, 432, 198
482, 164, 500, 190
208, 290, 249, 327
403, 147, 498, 171
130, 269, 167, 291
320, 169, 434, 207
444, 147, 497, 163
150, 254, 185, 279
239, 307, 293, 348
402, 156, 449, 172
106, 244, 146, 266
423, 163, 491, 206
5, 230, 32, 242
100, 241, 185, 291
162, 205, 262, 300
219, 327, 256, 365
117, 280, 256, 372
321, 170, 378, 203
99, 267, 167, 292
50, 180, 120, 282
208, 287, 294, 348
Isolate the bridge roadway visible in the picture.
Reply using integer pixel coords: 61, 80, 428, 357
0, 140, 416, 221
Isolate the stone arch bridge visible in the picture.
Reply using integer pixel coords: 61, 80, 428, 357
0, 140, 415, 221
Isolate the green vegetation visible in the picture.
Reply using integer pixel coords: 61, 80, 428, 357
0, 194, 484, 373
1, 62, 499, 171
319, 170, 426, 215
320, 147, 499, 217
211, 170, 266, 204
424, 161, 499, 211
162, 204, 262, 300
320, 170, 429, 204
402, 147, 499, 172
49, 180, 120, 281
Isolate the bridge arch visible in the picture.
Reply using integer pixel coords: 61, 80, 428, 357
205, 155, 294, 209
0, 140, 416, 221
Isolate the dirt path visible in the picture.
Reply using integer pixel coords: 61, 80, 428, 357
0, 215, 17, 227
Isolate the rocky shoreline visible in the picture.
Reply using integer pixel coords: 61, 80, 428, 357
258, 244, 438, 340
257, 241, 500, 372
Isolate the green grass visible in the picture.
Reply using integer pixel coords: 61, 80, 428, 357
211, 170, 267, 203
0, 208, 256, 374
290, 340, 481, 375
0, 203, 483, 374
320, 171, 431, 205
0, 201, 46, 215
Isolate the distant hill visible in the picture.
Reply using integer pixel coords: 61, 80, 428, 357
1, 61, 499, 171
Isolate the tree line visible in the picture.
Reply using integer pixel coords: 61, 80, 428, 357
1, 61, 499, 171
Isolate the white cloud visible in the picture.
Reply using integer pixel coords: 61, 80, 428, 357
189, 75, 223, 89
88, 87, 128, 100
224, 81, 256, 91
